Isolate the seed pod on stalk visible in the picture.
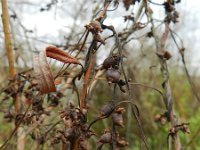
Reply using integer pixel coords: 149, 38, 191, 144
106, 68, 121, 84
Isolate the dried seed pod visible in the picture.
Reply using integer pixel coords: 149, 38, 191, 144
99, 102, 115, 117
102, 55, 121, 70
112, 113, 124, 127
118, 79, 126, 86
106, 68, 121, 83
85, 20, 103, 33
123, 0, 133, 10
118, 85, 126, 93
99, 132, 112, 143
163, 2, 175, 12
156, 50, 172, 60
117, 139, 128, 147
163, 51, 172, 60
118, 79, 126, 93
181, 125, 190, 134
94, 34, 105, 44
90, 20, 103, 32
154, 114, 162, 122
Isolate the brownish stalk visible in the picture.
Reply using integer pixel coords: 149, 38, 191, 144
71, 47, 94, 150
70, 1, 111, 149
1, 1, 25, 150
152, 22, 181, 150
80, 52, 94, 109
144, 0, 181, 148
162, 24, 181, 150
1, 0, 16, 78
96, 1, 110, 21
1, 0, 21, 114
80, 0, 111, 110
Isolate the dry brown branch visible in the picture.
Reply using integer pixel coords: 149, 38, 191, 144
1, 0, 16, 77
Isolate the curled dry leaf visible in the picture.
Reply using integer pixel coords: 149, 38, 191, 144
46, 46, 80, 64
33, 46, 81, 94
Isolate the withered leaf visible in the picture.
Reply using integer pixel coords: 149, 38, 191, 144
46, 46, 80, 64
33, 46, 81, 94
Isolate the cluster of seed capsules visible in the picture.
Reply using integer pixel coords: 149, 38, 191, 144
102, 55, 126, 92
97, 104, 128, 149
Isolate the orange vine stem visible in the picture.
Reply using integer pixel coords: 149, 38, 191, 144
80, 52, 94, 109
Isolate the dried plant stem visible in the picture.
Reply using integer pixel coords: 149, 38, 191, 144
1, 0, 16, 77
111, 84, 117, 150
169, 30, 200, 103
1, 0, 20, 112
71, 50, 94, 150
80, 52, 94, 110
79, 0, 111, 110
151, 20, 181, 149
1, 1, 25, 150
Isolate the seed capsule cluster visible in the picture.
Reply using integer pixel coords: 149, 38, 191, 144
102, 55, 126, 92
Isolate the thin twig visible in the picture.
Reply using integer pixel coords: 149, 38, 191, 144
169, 30, 200, 103
110, 84, 117, 150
